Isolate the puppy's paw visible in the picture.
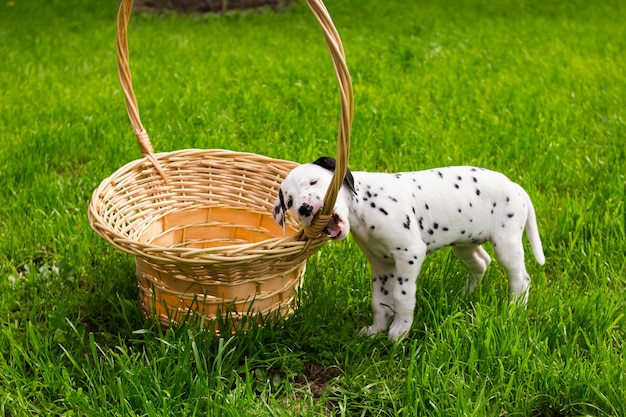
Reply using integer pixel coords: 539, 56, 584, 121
387, 321, 411, 342
358, 324, 387, 337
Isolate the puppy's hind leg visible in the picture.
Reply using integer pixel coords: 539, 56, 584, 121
452, 244, 492, 295
492, 237, 530, 305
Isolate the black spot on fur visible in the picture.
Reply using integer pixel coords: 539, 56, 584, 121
454, 184, 460, 189
425, 203, 429, 210
388, 196, 398, 202
433, 223, 439, 229
507, 213, 515, 218
278, 189, 287, 211
370, 202, 376, 208
476, 189, 481, 196
379, 208, 389, 215
403, 215, 411, 230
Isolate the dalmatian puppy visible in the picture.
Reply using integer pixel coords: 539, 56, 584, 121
273, 157, 545, 341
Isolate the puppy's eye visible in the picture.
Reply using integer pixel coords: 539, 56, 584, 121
309, 179, 318, 186
287, 198, 293, 208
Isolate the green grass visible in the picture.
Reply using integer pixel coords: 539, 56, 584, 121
1, 0, 625, 415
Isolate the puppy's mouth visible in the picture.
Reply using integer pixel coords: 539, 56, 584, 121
323, 212, 343, 239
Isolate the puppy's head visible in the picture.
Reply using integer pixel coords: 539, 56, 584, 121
273, 157, 355, 239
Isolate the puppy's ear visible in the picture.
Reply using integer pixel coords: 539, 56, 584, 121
343, 168, 357, 195
312, 156, 337, 171
312, 156, 357, 195
273, 188, 287, 233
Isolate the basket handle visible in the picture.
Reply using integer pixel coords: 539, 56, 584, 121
301, 0, 353, 240
117, 0, 168, 183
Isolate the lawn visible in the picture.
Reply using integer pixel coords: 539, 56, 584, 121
1, 0, 625, 415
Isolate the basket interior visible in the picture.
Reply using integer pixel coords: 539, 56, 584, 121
138, 205, 295, 250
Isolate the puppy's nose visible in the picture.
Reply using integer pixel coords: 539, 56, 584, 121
298, 203, 314, 217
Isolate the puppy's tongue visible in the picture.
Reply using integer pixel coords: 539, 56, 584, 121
323, 212, 342, 239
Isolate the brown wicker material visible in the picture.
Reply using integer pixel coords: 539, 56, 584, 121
88, 0, 353, 331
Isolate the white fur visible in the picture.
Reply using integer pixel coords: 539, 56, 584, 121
274, 161, 545, 341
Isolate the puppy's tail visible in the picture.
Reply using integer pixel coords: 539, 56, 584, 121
521, 187, 545, 265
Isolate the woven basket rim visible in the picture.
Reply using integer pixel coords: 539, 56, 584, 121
88, 148, 328, 265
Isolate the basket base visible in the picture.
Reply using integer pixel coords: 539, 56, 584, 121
135, 256, 305, 332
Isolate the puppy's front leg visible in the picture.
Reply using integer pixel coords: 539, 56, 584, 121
360, 260, 396, 336
387, 246, 426, 341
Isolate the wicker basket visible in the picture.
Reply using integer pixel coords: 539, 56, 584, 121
88, 0, 353, 331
